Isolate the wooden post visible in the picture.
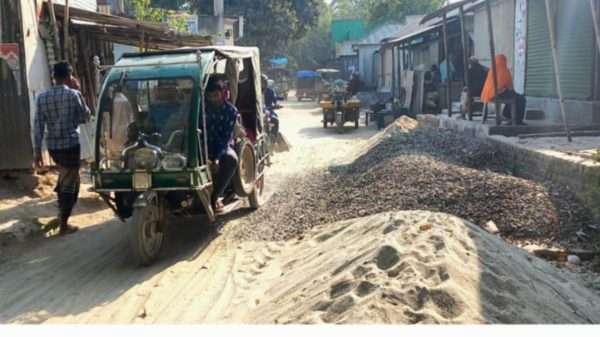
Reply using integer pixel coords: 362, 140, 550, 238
443, 11, 452, 116
459, 4, 470, 120
47, 0, 62, 63
545, 0, 572, 141
485, 0, 501, 126
140, 28, 145, 52
63, 0, 70, 61
392, 46, 397, 101
591, 0, 600, 54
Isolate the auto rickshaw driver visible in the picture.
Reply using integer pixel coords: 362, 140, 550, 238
204, 76, 239, 214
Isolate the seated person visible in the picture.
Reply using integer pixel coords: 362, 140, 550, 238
468, 57, 488, 98
104, 85, 135, 161
262, 76, 279, 136
347, 74, 361, 97
263, 77, 277, 109
480, 54, 527, 125
149, 83, 184, 128
127, 106, 158, 145
205, 77, 239, 213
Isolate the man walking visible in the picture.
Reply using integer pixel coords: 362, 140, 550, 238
34, 62, 90, 235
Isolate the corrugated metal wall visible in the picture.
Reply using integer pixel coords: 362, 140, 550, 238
556, 0, 595, 100
50, 0, 98, 12
525, 0, 555, 97
0, 1, 32, 170
357, 45, 379, 88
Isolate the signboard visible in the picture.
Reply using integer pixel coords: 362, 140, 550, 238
0, 43, 22, 95
513, 0, 527, 93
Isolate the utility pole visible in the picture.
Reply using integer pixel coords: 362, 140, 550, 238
214, 0, 225, 45
63, 0, 70, 61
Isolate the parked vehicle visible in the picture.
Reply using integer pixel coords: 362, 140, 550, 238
320, 79, 361, 133
267, 68, 290, 100
295, 70, 320, 101
316, 68, 340, 101
92, 47, 269, 265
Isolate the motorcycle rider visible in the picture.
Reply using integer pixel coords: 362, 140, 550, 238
262, 75, 280, 136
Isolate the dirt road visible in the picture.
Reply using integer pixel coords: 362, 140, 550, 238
0, 99, 378, 324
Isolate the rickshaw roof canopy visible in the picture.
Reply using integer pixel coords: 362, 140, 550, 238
120, 46, 261, 63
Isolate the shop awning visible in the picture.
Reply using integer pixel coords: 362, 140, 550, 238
383, 22, 444, 46
47, 2, 212, 50
420, 0, 484, 24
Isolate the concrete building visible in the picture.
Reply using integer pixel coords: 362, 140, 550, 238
197, 15, 243, 46
1, 0, 97, 170
336, 40, 358, 79
1, 0, 211, 170
352, 17, 424, 90
471, 0, 514, 72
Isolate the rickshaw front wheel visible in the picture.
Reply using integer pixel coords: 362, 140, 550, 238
130, 192, 164, 266
249, 175, 264, 210
336, 113, 344, 134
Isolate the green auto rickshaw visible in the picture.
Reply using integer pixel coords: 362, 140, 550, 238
92, 47, 269, 265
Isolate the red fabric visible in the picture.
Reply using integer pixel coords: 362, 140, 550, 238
480, 54, 513, 103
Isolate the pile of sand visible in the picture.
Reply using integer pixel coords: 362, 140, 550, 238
237, 211, 600, 324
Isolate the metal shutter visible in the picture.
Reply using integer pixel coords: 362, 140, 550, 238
525, 0, 556, 97
526, 0, 594, 99
556, 0, 594, 100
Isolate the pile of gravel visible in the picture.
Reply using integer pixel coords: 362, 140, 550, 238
234, 122, 594, 246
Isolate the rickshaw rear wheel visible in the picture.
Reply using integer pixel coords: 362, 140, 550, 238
130, 192, 164, 266
233, 139, 257, 197
355, 116, 359, 128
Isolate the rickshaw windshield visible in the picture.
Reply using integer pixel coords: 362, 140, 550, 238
97, 77, 194, 170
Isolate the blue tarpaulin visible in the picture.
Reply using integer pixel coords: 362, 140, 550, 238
270, 57, 288, 66
296, 70, 319, 78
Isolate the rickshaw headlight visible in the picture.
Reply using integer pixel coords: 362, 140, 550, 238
133, 148, 159, 170
162, 154, 187, 171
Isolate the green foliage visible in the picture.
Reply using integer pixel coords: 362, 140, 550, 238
287, 0, 334, 69
129, 0, 161, 22
167, 14, 189, 33
189, 0, 320, 61
150, 0, 186, 9
331, 0, 366, 19
593, 148, 600, 162
362, 0, 444, 25
127, 0, 188, 33
331, 0, 444, 26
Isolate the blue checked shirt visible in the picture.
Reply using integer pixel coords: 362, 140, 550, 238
205, 102, 238, 161
34, 85, 90, 154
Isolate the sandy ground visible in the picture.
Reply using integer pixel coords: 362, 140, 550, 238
0, 99, 379, 323
1, 99, 599, 324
